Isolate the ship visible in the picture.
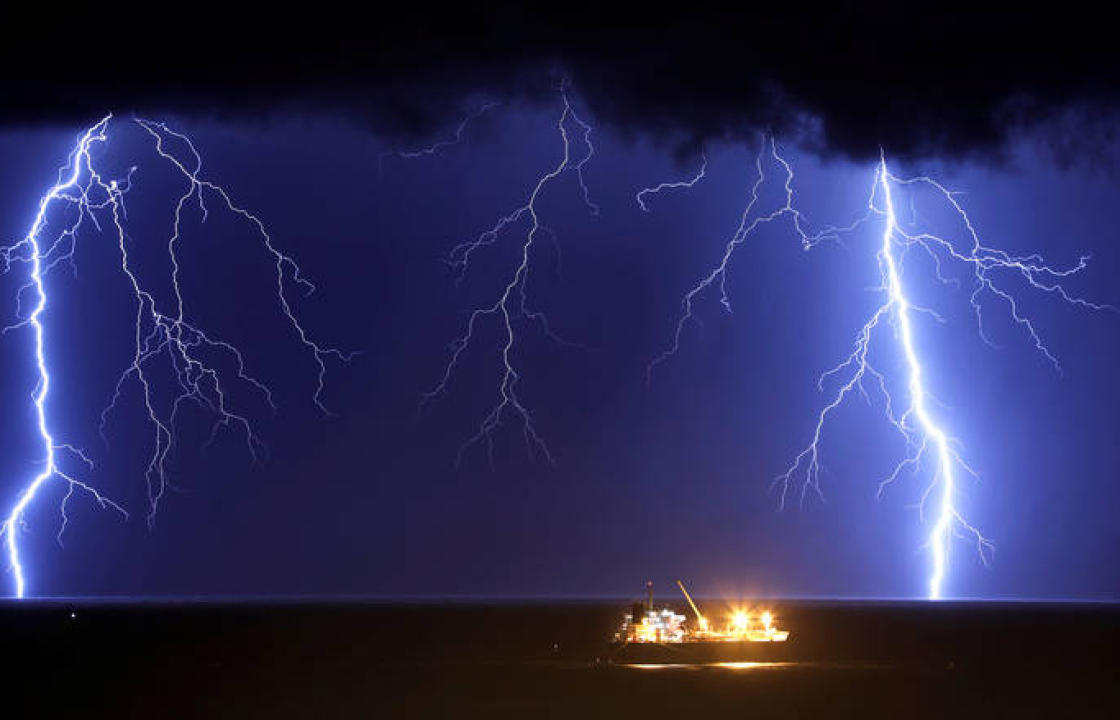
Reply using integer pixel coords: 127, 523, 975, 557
607, 580, 792, 665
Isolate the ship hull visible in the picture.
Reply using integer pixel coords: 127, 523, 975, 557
607, 640, 794, 665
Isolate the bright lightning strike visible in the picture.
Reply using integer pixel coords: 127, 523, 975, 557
651, 137, 1109, 599
421, 82, 597, 468
0, 118, 125, 599
0, 116, 344, 597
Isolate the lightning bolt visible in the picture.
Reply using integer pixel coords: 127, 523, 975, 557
0, 118, 125, 598
636, 154, 707, 212
421, 81, 597, 468
0, 116, 344, 597
390, 101, 500, 160
647, 136, 848, 385
651, 137, 1108, 599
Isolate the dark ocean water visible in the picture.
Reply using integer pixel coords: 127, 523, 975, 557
2, 600, 1117, 718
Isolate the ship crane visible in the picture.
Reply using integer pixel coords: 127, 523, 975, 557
676, 579, 708, 631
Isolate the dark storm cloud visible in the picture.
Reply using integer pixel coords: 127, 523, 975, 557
5, 3, 1117, 160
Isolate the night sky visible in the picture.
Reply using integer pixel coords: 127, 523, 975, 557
0, 5, 1118, 600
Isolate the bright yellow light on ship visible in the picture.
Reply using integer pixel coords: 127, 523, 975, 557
731, 611, 749, 633
761, 611, 773, 631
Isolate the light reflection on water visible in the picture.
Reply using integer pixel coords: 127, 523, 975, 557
623, 662, 795, 671
621, 661, 881, 672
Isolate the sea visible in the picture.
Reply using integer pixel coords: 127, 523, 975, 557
2, 600, 1117, 718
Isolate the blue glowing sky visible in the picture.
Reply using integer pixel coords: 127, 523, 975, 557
0, 100, 1117, 600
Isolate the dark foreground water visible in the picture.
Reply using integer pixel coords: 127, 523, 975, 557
2, 600, 1117, 718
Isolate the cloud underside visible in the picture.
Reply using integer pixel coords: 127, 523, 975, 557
5, 4, 1118, 161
